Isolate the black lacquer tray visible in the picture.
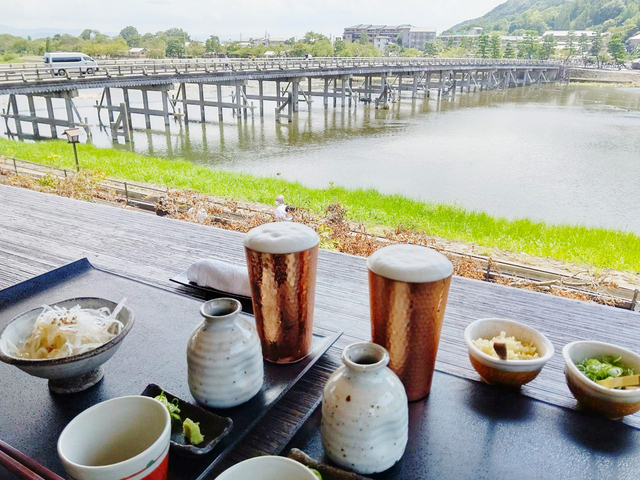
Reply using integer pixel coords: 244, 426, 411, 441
283, 371, 640, 480
0, 259, 342, 480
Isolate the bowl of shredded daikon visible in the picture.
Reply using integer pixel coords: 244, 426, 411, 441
0, 297, 133, 394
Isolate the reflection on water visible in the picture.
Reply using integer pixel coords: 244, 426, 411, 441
2, 84, 640, 233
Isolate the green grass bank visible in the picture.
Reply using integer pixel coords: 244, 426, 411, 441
1, 138, 639, 272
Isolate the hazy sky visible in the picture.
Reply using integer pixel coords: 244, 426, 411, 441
0, 0, 505, 40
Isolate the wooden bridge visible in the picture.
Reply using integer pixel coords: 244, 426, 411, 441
0, 57, 563, 142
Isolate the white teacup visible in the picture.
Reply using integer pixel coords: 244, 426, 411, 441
58, 396, 171, 480
217, 456, 318, 480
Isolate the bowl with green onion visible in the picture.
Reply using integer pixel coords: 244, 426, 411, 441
563, 341, 640, 418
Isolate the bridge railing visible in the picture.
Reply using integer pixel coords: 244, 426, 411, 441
0, 57, 562, 87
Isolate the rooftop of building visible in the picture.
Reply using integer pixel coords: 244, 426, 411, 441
542, 30, 597, 37
344, 24, 432, 32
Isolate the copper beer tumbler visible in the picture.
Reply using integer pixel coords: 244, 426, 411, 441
368, 244, 453, 401
244, 222, 319, 364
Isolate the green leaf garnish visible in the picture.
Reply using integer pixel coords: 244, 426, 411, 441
155, 391, 182, 422
576, 356, 634, 383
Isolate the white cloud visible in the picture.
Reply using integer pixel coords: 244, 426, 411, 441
0, 0, 505, 39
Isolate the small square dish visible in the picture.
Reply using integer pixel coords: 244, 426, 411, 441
141, 383, 233, 455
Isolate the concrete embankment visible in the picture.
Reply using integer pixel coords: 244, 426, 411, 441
567, 67, 640, 86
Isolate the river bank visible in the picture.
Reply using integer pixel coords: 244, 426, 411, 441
1, 138, 639, 276
1, 155, 638, 311
567, 67, 640, 86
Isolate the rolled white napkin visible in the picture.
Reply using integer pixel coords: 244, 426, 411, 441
186, 259, 252, 297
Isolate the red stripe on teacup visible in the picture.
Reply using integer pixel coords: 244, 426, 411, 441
120, 444, 169, 480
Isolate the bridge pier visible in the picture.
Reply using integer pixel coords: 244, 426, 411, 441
172, 81, 253, 125
96, 84, 174, 138
2, 90, 89, 141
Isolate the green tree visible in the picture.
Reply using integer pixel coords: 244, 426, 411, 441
119, 26, 141, 47
45, 37, 51, 53
358, 33, 370, 45
591, 31, 603, 67
166, 37, 185, 57
424, 41, 439, 56
290, 40, 312, 57
490, 33, 501, 58
10, 37, 30, 54
205, 35, 220, 52
103, 38, 129, 57
80, 29, 94, 41
311, 39, 333, 57
504, 42, 516, 58
518, 31, 538, 59
538, 34, 556, 60
460, 36, 477, 52
165, 28, 190, 42
301, 31, 328, 44
607, 33, 626, 64
187, 41, 206, 57
400, 48, 422, 57
564, 30, 576, 62
386, 43, 402, 56
477, 34, 490, 58
578, 33, 590, 64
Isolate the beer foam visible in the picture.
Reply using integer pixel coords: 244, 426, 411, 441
367, 244, 453, 283
244, 222, 319, 254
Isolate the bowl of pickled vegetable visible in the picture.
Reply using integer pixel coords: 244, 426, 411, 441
464, 318, 555, 387
563, 341, 640, 418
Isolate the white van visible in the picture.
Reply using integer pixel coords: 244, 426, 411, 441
44, 52, 99, 76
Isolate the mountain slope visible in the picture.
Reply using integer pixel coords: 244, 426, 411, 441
450, 0, 640, 35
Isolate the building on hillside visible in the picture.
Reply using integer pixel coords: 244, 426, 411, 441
541, 30, 600, 49
402, 27, 437, 49
128, 47, 147, 58
467, 27, 485, 36
343, 24, 436, 50
254, 37, 288, 47
438, 27, 484, 47
628, 33, 640, 49
499, 36, 524, 47
373, 36, 392, 51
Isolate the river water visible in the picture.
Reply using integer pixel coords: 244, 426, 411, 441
2, 84, 640, 233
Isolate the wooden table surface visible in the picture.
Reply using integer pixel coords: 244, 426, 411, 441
1, 184, 639, 477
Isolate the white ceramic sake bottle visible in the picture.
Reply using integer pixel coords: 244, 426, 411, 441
321, 342, 409, 474
187, 298, 263, 408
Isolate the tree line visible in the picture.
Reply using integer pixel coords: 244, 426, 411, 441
1, 25, 636, 63
424, 30, 637, 64
0, 27, 219, 61
0, 27, 387, 61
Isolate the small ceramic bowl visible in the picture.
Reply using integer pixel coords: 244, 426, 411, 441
464, 318, 554, 387
58, 396, 170, 480
563, 341, 640, 418
0, 297, 134, 393
216, 456, 318, 480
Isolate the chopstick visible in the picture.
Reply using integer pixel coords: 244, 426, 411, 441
0, 450, 44, 480
0, 440, 64, 480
